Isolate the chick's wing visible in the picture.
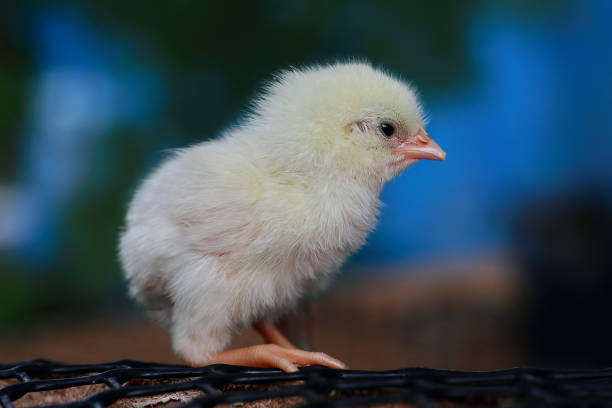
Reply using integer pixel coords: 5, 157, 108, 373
166, 151, 263, 258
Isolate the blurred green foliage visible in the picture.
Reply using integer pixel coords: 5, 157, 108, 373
81, 0, 486, 139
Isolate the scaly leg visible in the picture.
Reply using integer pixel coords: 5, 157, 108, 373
206, 343, 346, 372
253, 320, 296, 349
201, 321, 346, 372
182, 319, 346, 372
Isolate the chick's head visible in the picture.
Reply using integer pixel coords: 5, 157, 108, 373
249, 62, 445, 185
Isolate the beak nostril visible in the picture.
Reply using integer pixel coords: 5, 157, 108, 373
416, 134, 429, 145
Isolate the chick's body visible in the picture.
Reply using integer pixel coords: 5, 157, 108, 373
119, 62, 445, 369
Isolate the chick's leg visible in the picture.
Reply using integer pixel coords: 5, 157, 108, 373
202, 320, 346, 372
207, 344, 346, 372
253, 320, 296, 349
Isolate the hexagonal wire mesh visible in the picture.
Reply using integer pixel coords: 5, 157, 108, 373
2, 360, 612, 407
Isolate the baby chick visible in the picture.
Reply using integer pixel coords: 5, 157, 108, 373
119, 62, 445, 372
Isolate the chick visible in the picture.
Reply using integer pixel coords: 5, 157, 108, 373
119, 62, 445, 372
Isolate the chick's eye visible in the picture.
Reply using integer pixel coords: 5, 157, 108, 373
380, 122, 395, 137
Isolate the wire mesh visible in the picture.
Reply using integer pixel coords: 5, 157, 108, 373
2, 359, 612, 407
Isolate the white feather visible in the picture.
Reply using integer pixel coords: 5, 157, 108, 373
119, 61, 425, 364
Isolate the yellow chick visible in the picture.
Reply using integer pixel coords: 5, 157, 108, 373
119, 62, 445, 372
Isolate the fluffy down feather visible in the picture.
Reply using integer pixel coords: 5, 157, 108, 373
119, 61, 443, 365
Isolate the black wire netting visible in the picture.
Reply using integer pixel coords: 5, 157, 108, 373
2, 360, 612, 408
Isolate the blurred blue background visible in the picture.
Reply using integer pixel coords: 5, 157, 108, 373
1, 0, 611, 367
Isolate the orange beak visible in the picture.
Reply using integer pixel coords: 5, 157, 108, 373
393, 127, 446, 161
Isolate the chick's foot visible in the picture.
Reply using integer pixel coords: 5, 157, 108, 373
204, 344, 346, 372
253, 320, 296, 349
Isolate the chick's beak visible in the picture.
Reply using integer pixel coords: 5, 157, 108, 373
393, 127, 446, 161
